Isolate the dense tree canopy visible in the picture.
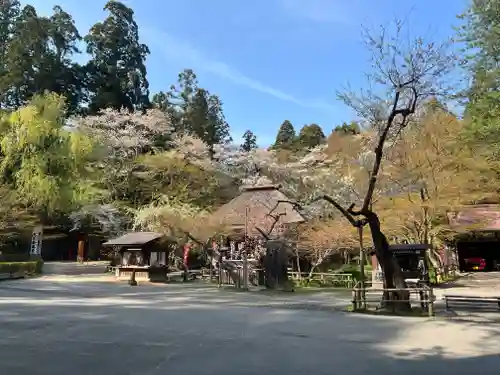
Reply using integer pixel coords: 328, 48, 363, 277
0, 0, 499, 287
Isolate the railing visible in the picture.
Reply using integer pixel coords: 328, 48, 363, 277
351, 281, 435, 317
288, 271, 355, 288
202, 264, 262, 288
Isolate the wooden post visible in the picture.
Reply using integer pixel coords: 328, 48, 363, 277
242, 206, 249, 291
218, 251, 222, 288
128, 268, 137, 286
242, 250, 249, 291
209, 245, 213, 282
428, 288, 434, 317
358, 226, 366, 309
77, 234, 85, 263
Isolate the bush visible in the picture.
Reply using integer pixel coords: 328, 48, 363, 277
0, 253, 31, 262
0, 260, 43, 276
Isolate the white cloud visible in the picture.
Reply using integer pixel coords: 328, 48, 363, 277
142, 28, 335, 111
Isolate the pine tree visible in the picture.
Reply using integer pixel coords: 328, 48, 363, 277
85, 0, 150, 113
457, 0, 500, 152
240, 130, 257, 152
273, 120, 296, 149
457, 0, 500, 100
297, 123, 325, 148
186, 88, 231, 157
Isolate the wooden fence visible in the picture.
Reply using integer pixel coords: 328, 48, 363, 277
351, 281, 435, 316
288, 271, 355, 288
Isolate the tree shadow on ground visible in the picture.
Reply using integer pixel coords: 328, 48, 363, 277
0, 280, 499, 374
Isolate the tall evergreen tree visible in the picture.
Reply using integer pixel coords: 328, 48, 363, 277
457, 0, 500, 102
169, 68, 198, 133
1, 4, 50, 108
297, 123, 325, 148
273, 120, 296, 149
85, 0, 150, 113
0, 4, 85, 113
187, 88, 231, 157
44, 6, 85, 115
0, 0, 21, 108
240, 130, 257, 152
457, 0, 500, 152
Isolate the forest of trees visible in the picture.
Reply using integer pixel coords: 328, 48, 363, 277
1, 0, 500, 289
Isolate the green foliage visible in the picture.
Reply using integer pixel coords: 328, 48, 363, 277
185, 88, 232, 153
464, 91, 500, 156
134, 151, 235, 208
240, 130, 257, 152
297, 123, 325, 148
458, 0, 500, 159
334, 121, 361, 135
0, 260, 43, 275
0, 93, 98, 215
457, 0, 500, 100
272, 120, 296, 149
0, 3, 84, 113
85, 1, 150, 113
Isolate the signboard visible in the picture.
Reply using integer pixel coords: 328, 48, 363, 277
30, 226, 43, 256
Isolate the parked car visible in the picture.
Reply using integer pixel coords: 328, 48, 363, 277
464, 257, 486, 271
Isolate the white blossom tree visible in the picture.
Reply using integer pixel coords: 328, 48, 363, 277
307, 21, 456, 308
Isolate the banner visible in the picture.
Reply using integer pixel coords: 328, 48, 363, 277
30, 226, 43, 256
183, 243, 191, 267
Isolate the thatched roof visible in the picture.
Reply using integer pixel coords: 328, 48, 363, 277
102, 232, 164, 246
447, 204, 500, 232
212, 184, 305, 237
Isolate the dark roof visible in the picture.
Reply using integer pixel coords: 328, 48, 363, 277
389, 244, 430, 250
447, 204, 500, 232
102, 232, 164, 246
213, 184, 305, 236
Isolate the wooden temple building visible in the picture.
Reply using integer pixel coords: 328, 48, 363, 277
210, 184, 305, 289
102, 231, 169, 281
212, 184, 306, 254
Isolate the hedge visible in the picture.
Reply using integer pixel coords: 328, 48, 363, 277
0, 253, 31, 262
0, 260, 43, 276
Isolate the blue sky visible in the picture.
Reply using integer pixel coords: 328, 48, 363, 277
25, 0, 468, 146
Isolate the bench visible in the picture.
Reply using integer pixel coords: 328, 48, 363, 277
444, 295, 500, 311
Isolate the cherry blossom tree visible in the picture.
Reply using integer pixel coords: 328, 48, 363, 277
298, 218, 359, 278
321, 22, 455, 308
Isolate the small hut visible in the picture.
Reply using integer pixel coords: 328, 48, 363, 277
213, 184, 305, 241
102, 232, 169, 281
212, 184, 305, 290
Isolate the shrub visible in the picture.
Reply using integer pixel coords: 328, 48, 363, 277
0, 253, 31, 262
0, 260, 43, 276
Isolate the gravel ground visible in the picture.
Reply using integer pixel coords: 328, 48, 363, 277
0, 275, 499, 375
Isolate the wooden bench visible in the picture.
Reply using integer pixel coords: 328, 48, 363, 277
444, 295, 500, 311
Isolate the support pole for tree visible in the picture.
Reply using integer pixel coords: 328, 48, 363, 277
358, 226, 366, 309
242, 206, 249, 291
242, 250, 249, 291
218, 250, 222, 288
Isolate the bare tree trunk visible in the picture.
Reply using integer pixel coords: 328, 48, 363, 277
295, 249, 302, 280
365, 211, 410, 311
308, 264, 318, 280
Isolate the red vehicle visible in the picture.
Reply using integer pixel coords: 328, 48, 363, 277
464, 257, 486, 271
